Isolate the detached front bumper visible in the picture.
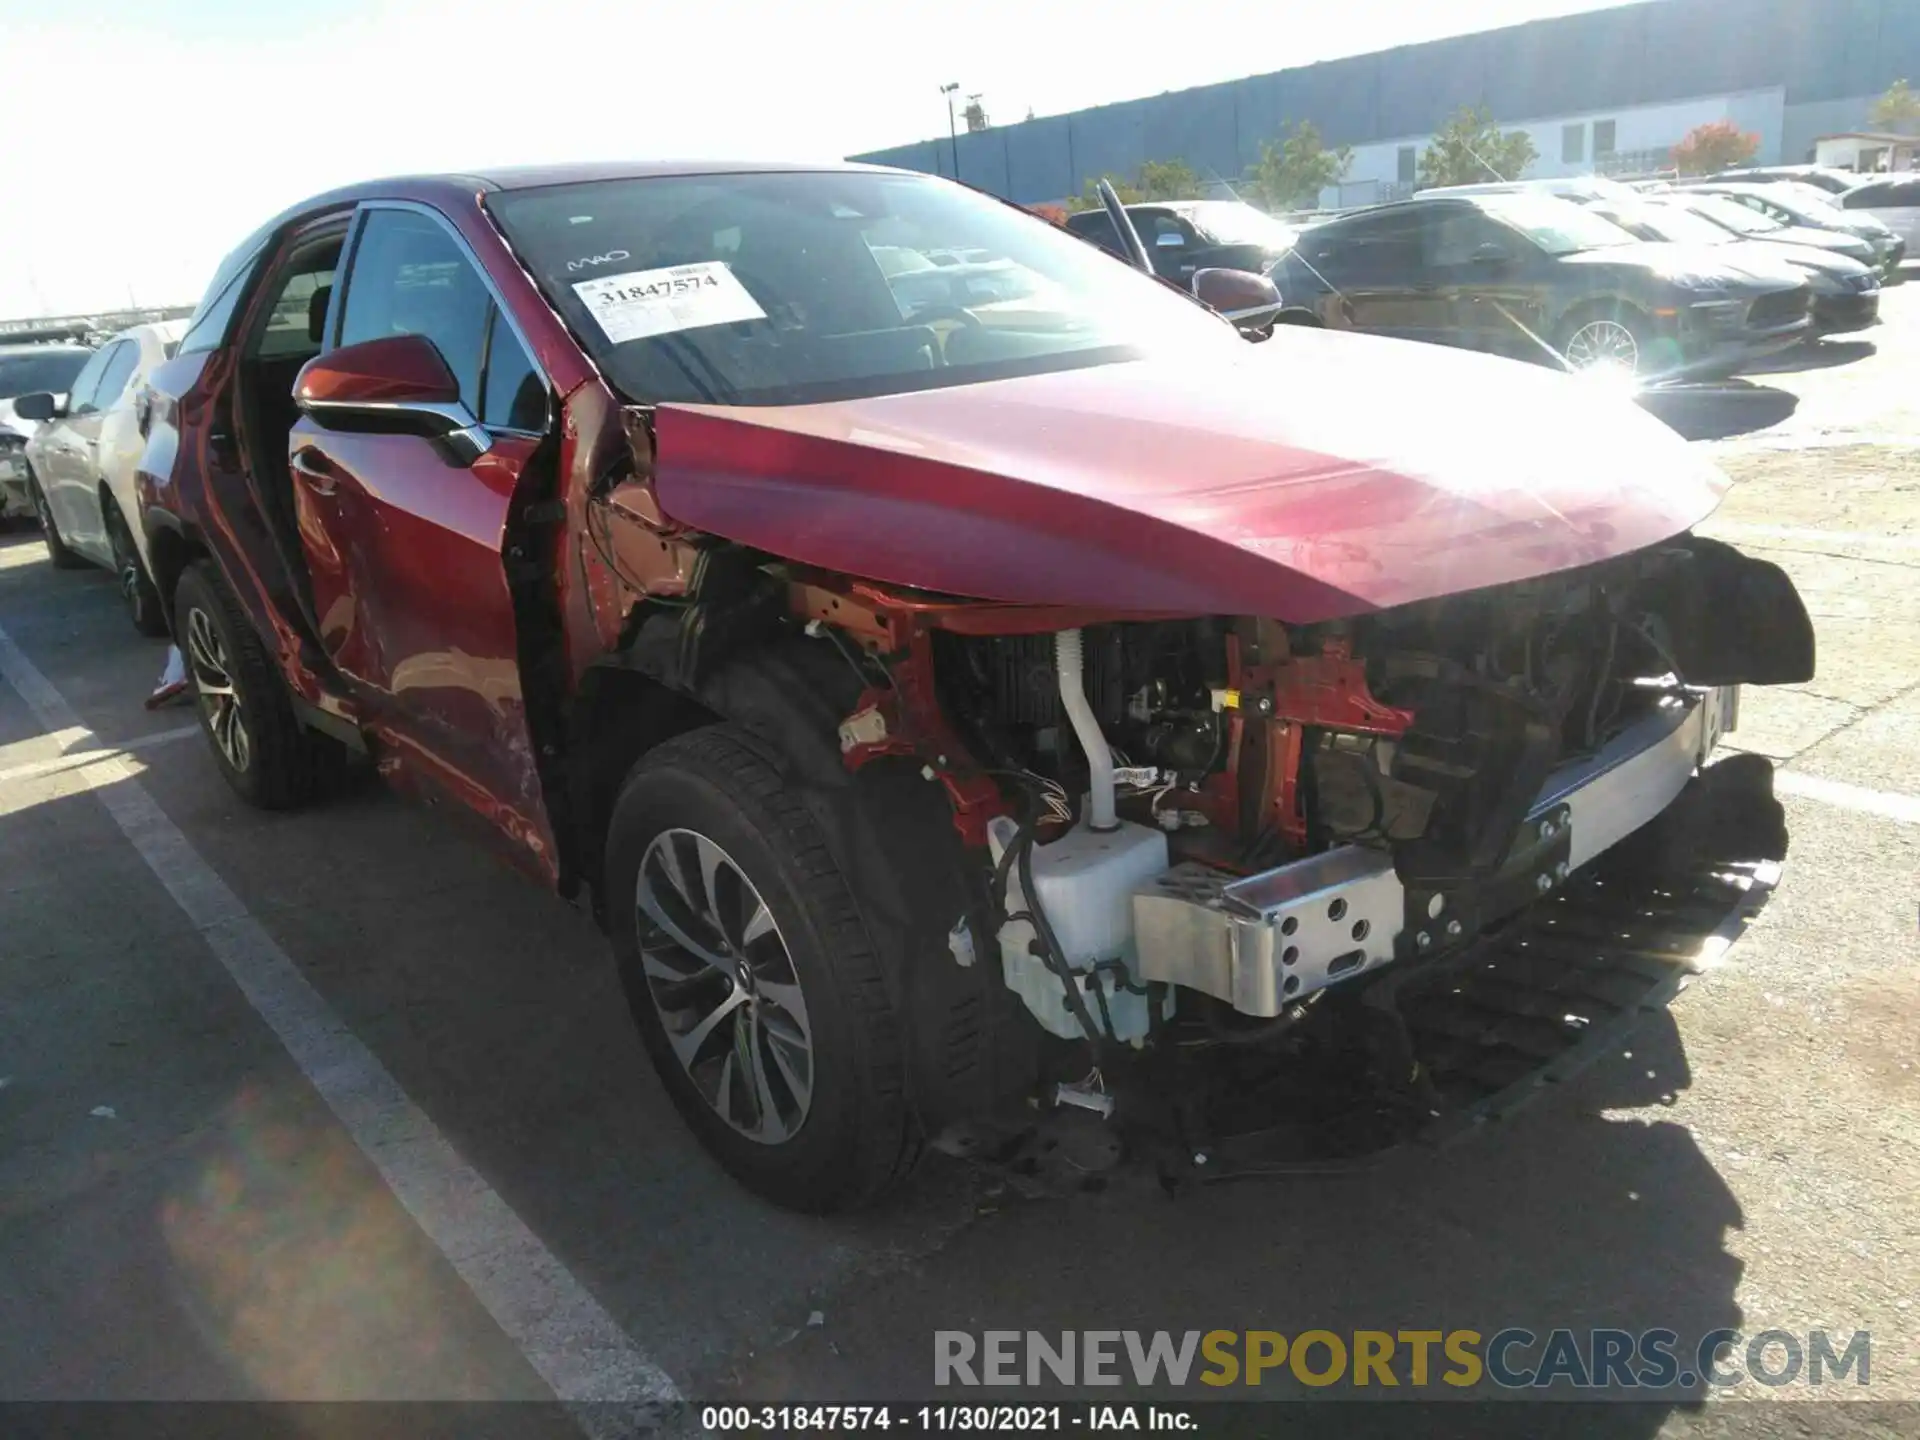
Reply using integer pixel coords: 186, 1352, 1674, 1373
1133, 687, 1740, 1017
1812, 287, 1882, 335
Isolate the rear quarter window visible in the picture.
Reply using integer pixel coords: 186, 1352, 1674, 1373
1848, 180, 1920, 208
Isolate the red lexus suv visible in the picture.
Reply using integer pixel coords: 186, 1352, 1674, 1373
136, 161, 1810, 1209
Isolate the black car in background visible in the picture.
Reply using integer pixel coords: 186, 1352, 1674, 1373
1271, 192, 1811, 381
1065, 200, 1298, 283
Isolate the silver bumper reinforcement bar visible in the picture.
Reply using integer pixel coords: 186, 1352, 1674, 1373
1132, 686, 1740, 1017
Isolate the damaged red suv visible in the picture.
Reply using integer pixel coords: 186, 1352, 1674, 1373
137, 161, 1812, 1210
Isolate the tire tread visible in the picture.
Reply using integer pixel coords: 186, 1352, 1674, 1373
617, 725, 921, 1210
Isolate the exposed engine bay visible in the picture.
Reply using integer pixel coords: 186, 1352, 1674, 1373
797, 535, 1802, 1069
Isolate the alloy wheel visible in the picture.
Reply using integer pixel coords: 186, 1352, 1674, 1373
1564, 318, 1640, 375
635, 827, 813, 1144
185, 606, 250, 773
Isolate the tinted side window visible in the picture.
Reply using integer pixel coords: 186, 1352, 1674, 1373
480, 308, 546, 432
63, 346, 116, 416
339, 208, 491, 412
1850, 180, 1920, 207
1424, 209, 1506, 267
1309, 212, 1422, 273
178, 246, 266, 356
1067, 212, 1122, 254
91, 341, 142, 412
1143, 214, 1188, 249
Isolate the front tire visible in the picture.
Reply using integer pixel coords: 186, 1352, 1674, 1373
173, 560, 339, 809
1559, 303, 1652, 379
605, 725, 919, 1212
104, 496, 168, 637
26, 468, 86, 570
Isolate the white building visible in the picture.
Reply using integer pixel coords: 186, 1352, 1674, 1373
1327, 88, 1788, 208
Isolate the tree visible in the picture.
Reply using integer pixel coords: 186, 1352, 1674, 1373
1417, 105, 1538, 189
1871, 79, 1920, 135
1135, 159, 1206, 200
1671, 120, 1760, 176
1243, 120, 1352, 212
1027, 202, 1069, 226
1063, 159, 1203, 212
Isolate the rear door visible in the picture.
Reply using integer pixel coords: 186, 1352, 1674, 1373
290, 202, 555, 853
1844, 178, 1920, 248
1419, 207, 1549, 361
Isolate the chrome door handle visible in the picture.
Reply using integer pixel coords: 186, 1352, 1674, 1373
290, 448, 338, 496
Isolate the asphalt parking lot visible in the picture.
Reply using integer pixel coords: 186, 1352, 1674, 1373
3, 295, 1918, 1433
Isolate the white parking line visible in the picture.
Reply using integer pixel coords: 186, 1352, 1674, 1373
1707, 521, 1920, 551
0, 621, 679, 1427
0, 722, 201, 786
1775, 769, 1920, 826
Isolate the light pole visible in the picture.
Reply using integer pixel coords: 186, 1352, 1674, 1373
940, 82, 961, 180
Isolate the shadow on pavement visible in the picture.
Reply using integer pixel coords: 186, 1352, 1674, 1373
1638, 382, 1799, 441
713, 1009, 1745, 1435
1739, 337, 1878, 376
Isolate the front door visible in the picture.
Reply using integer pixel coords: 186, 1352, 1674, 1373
1419, 208, 1550, 362
35, 342, 115, 533
47, 338, 140, 561
289, 202, 557, 864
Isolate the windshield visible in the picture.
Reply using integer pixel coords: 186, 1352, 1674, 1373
1682, 194, 1782, 235
1605, 200, 1734, 247
1473, 193, 1638, 254
1184, 202, 1298, 250
1738, 183, 1849, 224
488, 171, 1235, 406
0, 349, 91, 399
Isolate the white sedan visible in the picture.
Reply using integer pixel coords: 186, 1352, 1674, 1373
18, 320, 185, 635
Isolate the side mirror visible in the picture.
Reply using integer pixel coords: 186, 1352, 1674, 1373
1471, 241, 1514, 266
294, 333, 470, 437
1155, 231, 1186, 248
1192, 267, 1283, 333
11, 392, 59, 423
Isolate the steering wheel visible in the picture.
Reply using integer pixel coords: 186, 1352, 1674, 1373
904, 303, 984, 329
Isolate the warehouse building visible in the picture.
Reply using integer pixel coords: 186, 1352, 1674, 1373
850, 0, 1920, 207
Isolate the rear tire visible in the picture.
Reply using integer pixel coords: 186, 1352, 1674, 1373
26, 468, 85, 570
104, 495, 168, 637
605, 724, 919, 1212
173, 560, 340, 809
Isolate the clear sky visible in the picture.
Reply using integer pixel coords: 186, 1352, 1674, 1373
0, 0, 1635, 317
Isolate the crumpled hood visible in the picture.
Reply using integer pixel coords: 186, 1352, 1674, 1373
650, 326, 1727, 623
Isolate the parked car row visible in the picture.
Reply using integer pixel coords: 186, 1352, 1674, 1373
1252, 171, 1902, 382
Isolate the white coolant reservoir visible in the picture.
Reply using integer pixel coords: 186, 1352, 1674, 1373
986, 812, 1172, 1042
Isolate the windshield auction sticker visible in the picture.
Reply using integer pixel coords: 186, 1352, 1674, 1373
572, 261, 766, 344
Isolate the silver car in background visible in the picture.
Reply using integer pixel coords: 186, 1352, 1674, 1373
1839, 175, 1920, 257
15, 320, 185, 634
